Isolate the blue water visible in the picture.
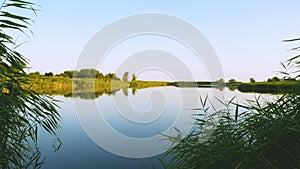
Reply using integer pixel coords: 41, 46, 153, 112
38, 87, 273, 169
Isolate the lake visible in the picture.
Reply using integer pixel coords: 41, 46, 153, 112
37, 87, 276, 169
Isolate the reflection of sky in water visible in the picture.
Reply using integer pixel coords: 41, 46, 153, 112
98, 87, 186, 138
37, 88, 275, 168
74, 87, 204, 158
38, 96, 166, 169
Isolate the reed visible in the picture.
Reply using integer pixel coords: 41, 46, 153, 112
162, 38, 300, 168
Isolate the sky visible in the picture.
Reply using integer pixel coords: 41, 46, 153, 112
18, 0, 300, 82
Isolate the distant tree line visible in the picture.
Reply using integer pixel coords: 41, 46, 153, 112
227, 76, 299, 84
28, 69, 137, 81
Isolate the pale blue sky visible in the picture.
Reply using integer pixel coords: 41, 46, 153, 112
19, 0, 300, 81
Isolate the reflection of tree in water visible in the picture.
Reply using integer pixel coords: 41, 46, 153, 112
122, 88, 128, 96
34, 80, 228, 100
63, 87, 121, 100
132, 88, 137, 95
66, 88, 121, 100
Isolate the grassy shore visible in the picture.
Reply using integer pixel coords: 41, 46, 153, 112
25, 76, 129, 97
236, 81, 300, 94
25, 76, 300, 96
129, 80, 170, 89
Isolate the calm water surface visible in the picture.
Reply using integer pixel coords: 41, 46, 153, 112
38, 87, 276, 169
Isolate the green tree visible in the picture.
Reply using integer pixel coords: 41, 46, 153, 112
74, 69, 103, 78
0, 1, 60, 168
103, 73, 112, 82
28, 71, 41, 78
106, 73, 120, 80
61, 70, 74, 78
45, 72, 54, 76
267, 76, 280, 82
228, 78, 237, 83
96, 71, 104, 79
132, 73, 137, 81
250, 77, 255, 83
72, 70, 79, 78
216, 78, 225, 83
284, 77, 297, 81
122, 72, 129, 82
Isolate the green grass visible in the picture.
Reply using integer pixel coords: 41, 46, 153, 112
129, 80, 170, 89
26, 76, 128, 92
161, 37, 300, 168
25, 76, 300, 97
237, 81, 300, 94
162, 95, 300, 168
26, 78, 171, 97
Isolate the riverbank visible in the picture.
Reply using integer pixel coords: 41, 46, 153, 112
233, 81, 300, 94
26, 76, 129, 96
26, 76, 300, 96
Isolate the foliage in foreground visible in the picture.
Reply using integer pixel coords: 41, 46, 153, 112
163, 38, 300, 168
0, 0, 60, 168
163, 95, 300, 168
